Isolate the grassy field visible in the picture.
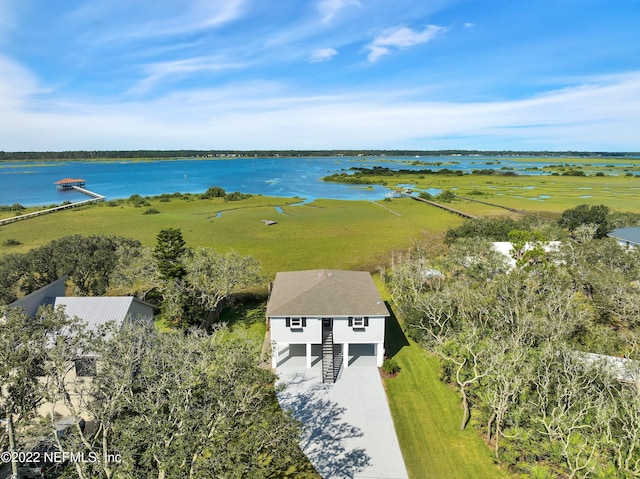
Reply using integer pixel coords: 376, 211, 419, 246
0, 195, 462, 276
334, 171, 640, 217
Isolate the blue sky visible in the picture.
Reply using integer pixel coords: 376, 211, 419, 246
1, 0, 639, 151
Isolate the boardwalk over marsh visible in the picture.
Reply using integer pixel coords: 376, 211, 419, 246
402, 193, 477, 219
0, 187, 105, 227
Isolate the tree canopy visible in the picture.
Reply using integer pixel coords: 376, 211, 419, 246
389, 235, 640, 477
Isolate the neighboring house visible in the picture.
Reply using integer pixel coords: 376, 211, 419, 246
8, 277, 154, 337
267, 269, 389, 383
608, 227, 640, 248
579, 352, 640, 387
7, 277, 154, 417
492, 241, 561, 268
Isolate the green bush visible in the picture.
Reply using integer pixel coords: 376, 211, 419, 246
438, 190, 456, 202
201, 186, 226, 199
382, 358, 401, 375
224, 191, 253, 202
3, 238, 22, 246
143, 208, 160, 215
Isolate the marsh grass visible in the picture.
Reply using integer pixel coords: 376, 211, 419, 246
0, 195, 463, 275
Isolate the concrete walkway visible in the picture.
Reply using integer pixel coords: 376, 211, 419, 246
276, 349, 408, 479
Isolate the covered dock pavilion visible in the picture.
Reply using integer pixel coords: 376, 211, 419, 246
54, 178, 86, 189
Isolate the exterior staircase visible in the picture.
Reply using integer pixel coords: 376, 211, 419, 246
322, 325, 335, 383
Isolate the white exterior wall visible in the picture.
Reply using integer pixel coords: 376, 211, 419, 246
270, 317, 323, 344
333, 316, 385, 344
270, 316, 384, 344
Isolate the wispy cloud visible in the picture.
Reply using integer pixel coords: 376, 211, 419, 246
70, 0, 247, 44
317, 0, 361, 24
127, 57, 248, 96
310, 48, 339, 63
0, 56, 40, 107
366, 24, 447, 62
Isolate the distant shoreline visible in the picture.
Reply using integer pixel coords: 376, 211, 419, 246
1, 149, 639, 162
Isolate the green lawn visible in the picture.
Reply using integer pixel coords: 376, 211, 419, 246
383, 309, 512, 479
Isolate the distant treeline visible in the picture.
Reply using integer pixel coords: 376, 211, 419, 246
1, 149, 639, 161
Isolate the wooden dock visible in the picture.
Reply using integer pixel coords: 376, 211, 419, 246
403, 193, 476, 219
0, 187, 105, 227
453, 194, 532, 215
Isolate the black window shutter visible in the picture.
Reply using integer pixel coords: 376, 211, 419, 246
348, 317, 353, 327
364, 317, 369, 327
302, 317, 307, 327
285, 317, 291, 327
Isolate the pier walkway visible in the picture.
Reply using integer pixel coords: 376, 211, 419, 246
453, 194, 531, 215
454, 195, 556, 220
0, 187, 105, 227
403, 193, 476, 219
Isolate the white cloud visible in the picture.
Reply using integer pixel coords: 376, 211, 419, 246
309, 48, 338, 63
318, 0, 361, 24
1, 72, 639, 151
464, 22, 475, 28
366, 24, 447, 62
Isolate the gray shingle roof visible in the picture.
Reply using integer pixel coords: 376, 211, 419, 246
608, 227, 640, 246
266, 270, 389, 317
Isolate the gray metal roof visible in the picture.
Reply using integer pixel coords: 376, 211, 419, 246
266, 270, 389, 317
53, 297, 153, 332
8, 276, 67, 316
608, 227, 640, 245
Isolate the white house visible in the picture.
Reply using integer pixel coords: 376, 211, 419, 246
267, 270, 389, 383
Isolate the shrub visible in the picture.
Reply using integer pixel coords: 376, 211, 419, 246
201, 186, 226, 199
419, 191, 432, 200
224, 191, 253, 202
3, 238, 22, 246
382, 358, 401, 375
438, 190, 456, 202
143, 208, 160, 215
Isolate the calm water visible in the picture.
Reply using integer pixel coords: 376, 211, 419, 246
0, 155, 632, 207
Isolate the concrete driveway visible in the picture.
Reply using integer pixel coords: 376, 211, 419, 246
276, 348, 408, 479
